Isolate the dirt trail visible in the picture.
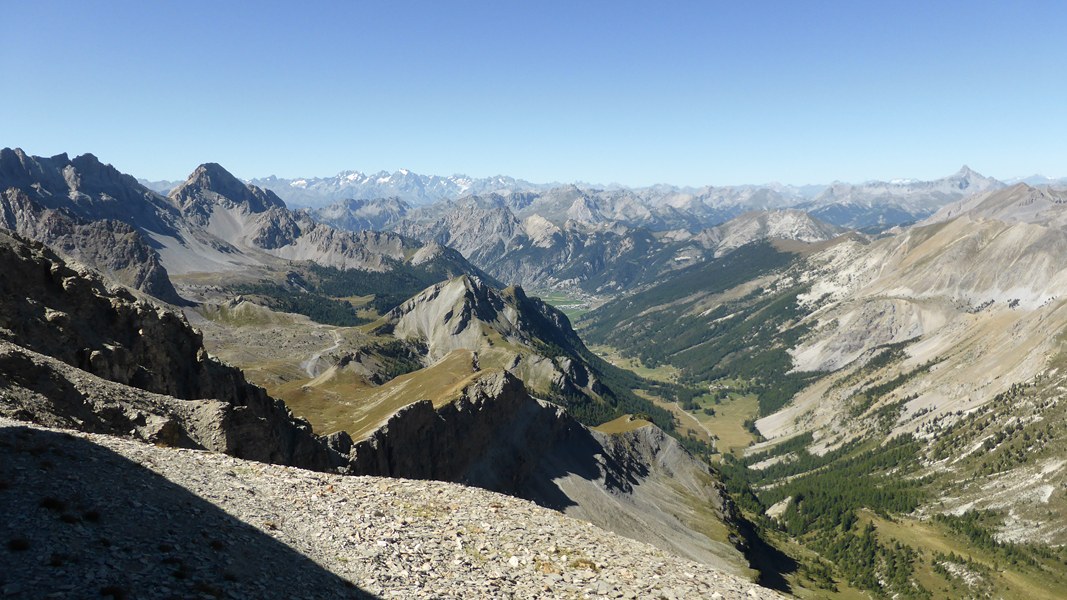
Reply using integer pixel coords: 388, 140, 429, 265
300, 329, 343, 377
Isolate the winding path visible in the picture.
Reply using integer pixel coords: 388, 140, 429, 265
300, 329, 343, 377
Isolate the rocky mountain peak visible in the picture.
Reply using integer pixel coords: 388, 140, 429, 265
380, 274, 542, 363
169, 162, 286, 219
950, 164, 998, 191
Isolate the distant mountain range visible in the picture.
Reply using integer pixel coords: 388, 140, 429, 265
141, 165, 1026, 232
287, 167, 1006, 293
245, 165, 1013, 235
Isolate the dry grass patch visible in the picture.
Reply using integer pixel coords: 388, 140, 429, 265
593, 414, 651, 435
693, 393, 759, 456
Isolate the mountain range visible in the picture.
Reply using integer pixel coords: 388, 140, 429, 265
7, 145, 1067, 598
288, 165, 1006, 296
0, 147, 773, 586
145, 164, 1026, 234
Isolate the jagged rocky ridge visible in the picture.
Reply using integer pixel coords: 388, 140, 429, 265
370, 274, 662, 425
0, 150, 183, 302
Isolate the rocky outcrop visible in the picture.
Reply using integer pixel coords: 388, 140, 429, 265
344, 370, 751, 573
0, 229, 341, 469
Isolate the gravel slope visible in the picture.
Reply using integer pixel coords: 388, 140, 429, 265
0, 418, 783, 599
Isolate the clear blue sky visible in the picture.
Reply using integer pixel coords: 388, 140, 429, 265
3, 1, 1065, 186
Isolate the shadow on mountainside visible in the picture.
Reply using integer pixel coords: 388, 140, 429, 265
735, 517, 798, 593
347, 377, 618, 512
0, 426, 375, 600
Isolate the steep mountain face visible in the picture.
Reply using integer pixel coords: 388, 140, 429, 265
344, 370, 752, 573
0, 148, 181, 232
0, 149, 184, 302
250, 171, 550, 208
307, 197, 410, 232
802, 165, 1004, 229
1, 187, 183, 303
170, 163, 288, 224
0, 229, 342, 469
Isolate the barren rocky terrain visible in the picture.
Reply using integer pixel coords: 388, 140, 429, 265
0, 418, 781, 599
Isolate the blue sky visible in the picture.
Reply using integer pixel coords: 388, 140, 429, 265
3, 1, 1065, 185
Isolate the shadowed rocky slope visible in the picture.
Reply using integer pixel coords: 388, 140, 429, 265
0, 229, 341, 469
